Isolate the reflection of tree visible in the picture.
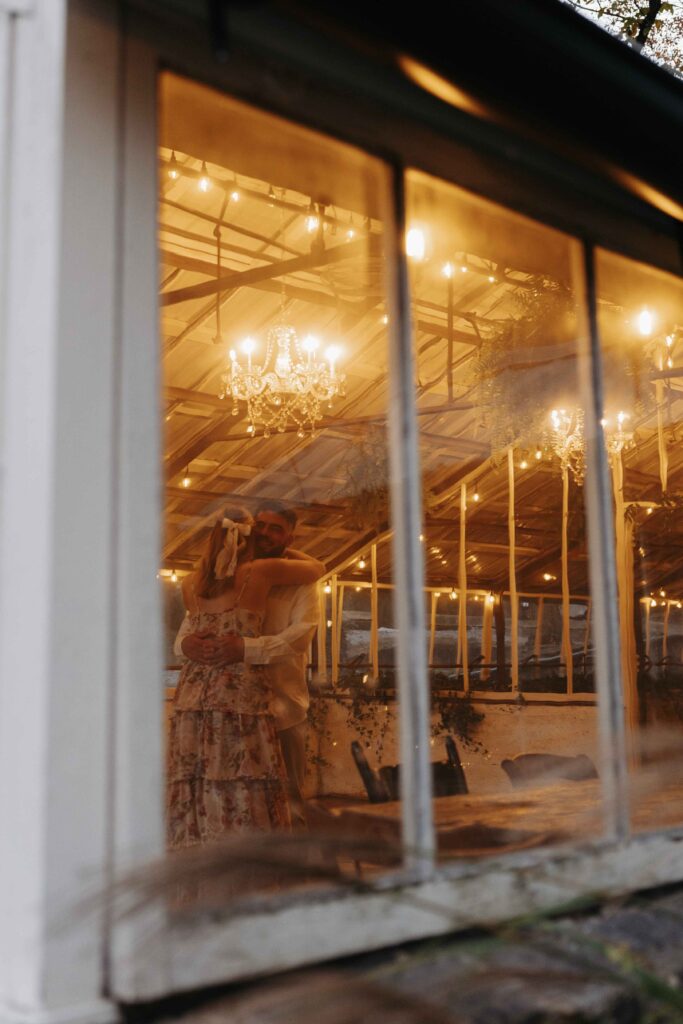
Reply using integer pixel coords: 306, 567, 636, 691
562, 0, 683, 78
334, 426, 389, 530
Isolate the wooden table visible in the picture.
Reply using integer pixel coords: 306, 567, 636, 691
328, 777, 683, 860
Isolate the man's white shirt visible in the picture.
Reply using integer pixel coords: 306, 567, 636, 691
173, 581, 319, 730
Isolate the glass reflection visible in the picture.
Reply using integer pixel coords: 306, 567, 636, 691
407, 169, 602, 858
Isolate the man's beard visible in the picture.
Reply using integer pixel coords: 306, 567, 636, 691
254, 541, 286, 559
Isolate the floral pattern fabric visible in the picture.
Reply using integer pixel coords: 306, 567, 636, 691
167, 607, 291, 849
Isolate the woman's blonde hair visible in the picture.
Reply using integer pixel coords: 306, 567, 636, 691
195, 505, 252, 599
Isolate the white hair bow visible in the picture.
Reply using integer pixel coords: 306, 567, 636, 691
214, 517, 252, 580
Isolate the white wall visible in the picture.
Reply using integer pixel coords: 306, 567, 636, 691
305, 696, 599, 797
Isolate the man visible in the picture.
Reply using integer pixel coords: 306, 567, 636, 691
174, 499, 320, 826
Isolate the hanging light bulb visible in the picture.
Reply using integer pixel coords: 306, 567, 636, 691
323, 581, 332, 594
198, 161, 211, 192
181, 466, 191, 488
170, 569, 178, 584
651, 598, 657, 608
449, 589, 457, 601
168, 150, 180, 181
442, 261, 453, 279
637, 308, 654, 336
488, 274, 496, 283
535, 447, 542, 461
358, 557, 366, 569
519, 458, 529, 470
472, 489, 480, 503
346, 215, 356, 240
267, 184, 276, 206
405, 227, 425, 261
306, 199, 319, 233
434, 592, 441, 600
230, 174, 240, 202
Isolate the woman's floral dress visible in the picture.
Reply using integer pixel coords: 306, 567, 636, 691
167, 606, 291, 849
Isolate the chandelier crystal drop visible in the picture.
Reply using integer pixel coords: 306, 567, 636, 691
219, 322, 345, 438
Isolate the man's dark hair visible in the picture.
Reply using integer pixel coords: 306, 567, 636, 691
254, 498, 297, 530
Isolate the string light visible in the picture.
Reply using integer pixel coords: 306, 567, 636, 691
535, 448, 542, 461
442, 262, 453, 278
637, 308, 654, 336
230, 175, 240, 202
198, 161, 211, 192
488, 274, 496, 283
181, 466, 191, 488
327, 619, 333, 627
406, 227, 425, 260
168, 151, 180, 180
267, 185, 276, 206
519, 458, 529, 470
651, 599, 657, 608
170, 569, 178, 584
434, 592, 441, 599
449, 589, 457, 601
543, 572, 556, 582
472, 489, 480, 503
323, 582, 332, 594
358, 557, 366, 569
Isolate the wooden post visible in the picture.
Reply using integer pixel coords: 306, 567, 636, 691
428, 591, 437, 667
507, 449, 519, 692
561, 466, 574, 695
331, 575, 339, 685
656, 379, 668, 494
317, 580, 328, 682
370, 544, 379, 680
611, 454, 639, 756
534, 596, 544, 660
481, 597, 493, 683
645, 597, 651, 660
663, 599, 671, 661
494, 594, 507, 687
459, 485, 469, 691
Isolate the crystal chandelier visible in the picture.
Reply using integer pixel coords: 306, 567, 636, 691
602, 410, 634, 459
548, 407, 633, 483
220, 322, 345, 438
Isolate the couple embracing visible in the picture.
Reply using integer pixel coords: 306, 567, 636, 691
167, 499, 324, 849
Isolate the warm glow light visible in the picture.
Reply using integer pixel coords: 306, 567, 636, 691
434, 592, 441, 599
519, 459, 528, 470
358, 558, 366, 569
168, 151, 180, 180
198, 161, 211, 192
323, 582, 332, 594
647, 507, 654, 515
406, 227, 425, 260
472, 491, 480, 503
302, 335, 319, 354
488, 274, 496, 283
355, 586, 362, 592
442, 262, 453, 279
449, 589, 457, 601
441, 558, 447, 565
678, 603, 682, 610
535, 448, 542, 461
241, 337, 256, 356
543, 572, 557, 582
381, 314, 389, 325
660, 589, 666, 597
182, 471, 191, 488
651, 599, 657, 607
460, 264, 468, 273
327, 619, 333, 627
231, 189, 240, 202
637, 308, 654, 336
419, 533, 425, 542
325, 345, 341, 366
306, 214, 320, 233
170, 570, 178, 583
486, 594, 494, 605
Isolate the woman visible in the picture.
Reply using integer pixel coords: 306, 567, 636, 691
167, 506, 324, 850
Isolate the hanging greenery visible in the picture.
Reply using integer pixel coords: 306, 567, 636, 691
333, 425, 389, 530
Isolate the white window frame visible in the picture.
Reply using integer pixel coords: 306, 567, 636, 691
52, 3, 683, 1007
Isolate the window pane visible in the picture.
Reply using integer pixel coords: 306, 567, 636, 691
595, 249, 683, 833
159, 72, 400, 894
406, 169, 602, 860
